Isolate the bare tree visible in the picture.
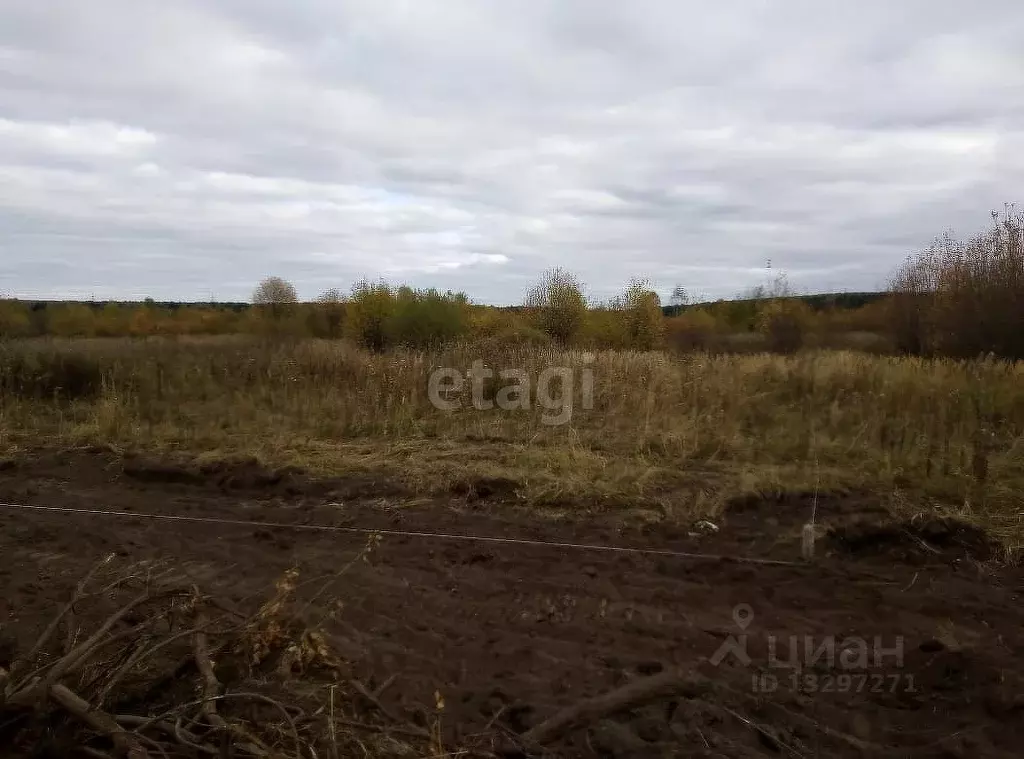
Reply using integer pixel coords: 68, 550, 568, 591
252, 277, 298, 323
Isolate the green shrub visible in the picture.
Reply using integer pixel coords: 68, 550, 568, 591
389, 287, 470, 349
665, 309, 719, 352
0, 345, 105, 400
346, 283, 470, 351
346, 281, 396, 351
0, 300, 32, 338
308, 289, 346, 339
46, 304, 97, 337
757, 299, 813, 353
525, 268, 588, 345
581, 308, 628, 349
621, 279, 664, 349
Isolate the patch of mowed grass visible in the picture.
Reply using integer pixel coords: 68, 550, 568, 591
1, 337, 1022, 540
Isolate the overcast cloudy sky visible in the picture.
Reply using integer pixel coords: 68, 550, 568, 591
1, 1, 1021, 304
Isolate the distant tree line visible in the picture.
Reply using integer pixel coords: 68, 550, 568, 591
0, 274, 887, 355
2, 206, 1020, 358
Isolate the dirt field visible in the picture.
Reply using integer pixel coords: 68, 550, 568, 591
1, 448, 1022, 758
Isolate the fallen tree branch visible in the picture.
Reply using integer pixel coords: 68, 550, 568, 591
717, 704, 807, 758
96, 624, 218, 707
80, 748, 115, 759
48, 683, 150, 759
116, 713, 206, 744
3, 569, 356, 758
131, 691, 303, 757
372, 673, 398, 700
173, 717, 220, 756
520, 669, 710, 746
192, 611, 227, 731
9, 591, 155, 704
350, 678, 401, 724
334, 717, 429, 740
87, 635, 153, 708
6, 553, 114, 690
749, 697, 885, 754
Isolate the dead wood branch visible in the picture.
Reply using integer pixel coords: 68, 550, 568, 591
48, 683, 150, 759
749, 698, 884, 754
80, 748, 115, 759
520, 669, 710, 746
9, 591, 155, 704
192, 611, 227, 731
202, 692, 302, 756
80, 635, 153, 706
37, 587, 189, 699
7, 553, 115, 688
3, 567, 363, 759
350, 678, 401, 724
333, 718, 429, 740
372, 674, 398, 700
173, 718, 220, 756
95, 624, 217, 708
716, 704, 808, 758
131, 691, 303, 757
116, 713, 205, 743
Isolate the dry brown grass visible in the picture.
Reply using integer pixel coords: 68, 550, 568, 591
1, 337, 1022, 547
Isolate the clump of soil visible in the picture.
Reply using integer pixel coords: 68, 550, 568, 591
121, 455, 409, 499
122, 459, 205, 485
451, 475, 522, 501
724, 489, 887, 530
827, 516, 997, 562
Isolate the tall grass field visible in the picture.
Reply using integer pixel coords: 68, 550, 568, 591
1, 337, 1021, 553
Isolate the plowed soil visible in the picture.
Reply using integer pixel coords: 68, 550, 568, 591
1, 449, 1022, 758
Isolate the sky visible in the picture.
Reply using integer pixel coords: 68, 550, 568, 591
0, 1, 1022, 305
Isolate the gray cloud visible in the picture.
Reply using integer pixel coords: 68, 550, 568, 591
1, 0, 1022, 304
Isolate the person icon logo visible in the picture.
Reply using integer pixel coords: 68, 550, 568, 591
710, 604, 754, 667
733, 603, 754, 631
